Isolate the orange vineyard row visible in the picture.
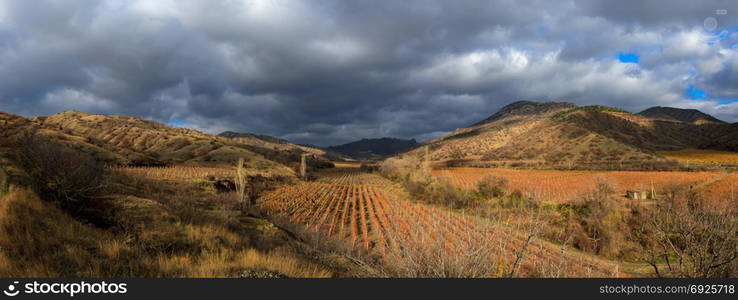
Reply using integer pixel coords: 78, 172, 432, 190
259, 172, 620, 277
433, 168, 719, 202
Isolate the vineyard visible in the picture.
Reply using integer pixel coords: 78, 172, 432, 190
260, 170, 621, 277
698, 173, 738, 210
433, 168, 720, 202
657, 148, 738, 164
316, 168, 394, 186
111, 166, 270, 181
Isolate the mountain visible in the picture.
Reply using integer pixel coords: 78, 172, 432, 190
0, 110, 349, 177
328, 138, 419, 160
404, 101, 738, 170
472, 101, 576, 126
637, 106, 726, 124
218, 131, 351, 162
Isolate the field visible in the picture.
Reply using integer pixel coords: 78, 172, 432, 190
111, 166, 273, 181
331, 161, 361, 168
260, 169, 621, 277
433, 168, 719, 202
657, 148, 738, 164
697, 173, 738, 209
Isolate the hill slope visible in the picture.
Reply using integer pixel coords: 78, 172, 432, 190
328, 138, 419, 160
404, 102, 738, 170
472, 101, 576, 126
219, 131, 350, 162
638, 106, 726, 124
0, 111, 299, 176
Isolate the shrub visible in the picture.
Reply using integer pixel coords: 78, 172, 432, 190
14, 132, 109, 215
0, 170, 9, 195
427, 177, 474, 209
379, 156, 430, 184
359, 163, 379, 173
551, 180, 630, 258
476, 175, 508, 198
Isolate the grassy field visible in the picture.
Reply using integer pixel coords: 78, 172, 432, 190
657, 148, 738, 164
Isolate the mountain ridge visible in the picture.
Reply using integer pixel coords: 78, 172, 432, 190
637, 106, 725, 124
328, 137, 419, 160
404, 101, 738, 170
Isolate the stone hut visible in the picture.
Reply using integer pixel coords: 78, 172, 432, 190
626, 190, 651, 200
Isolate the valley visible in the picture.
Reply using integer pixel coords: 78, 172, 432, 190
0, 101, 736, 278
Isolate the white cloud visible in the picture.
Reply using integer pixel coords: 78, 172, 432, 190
40, 88, 117, 113
1, 0, 738, 145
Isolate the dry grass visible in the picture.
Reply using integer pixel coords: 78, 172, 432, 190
155, 249, 331, 278
0, 186, 331, 278
657, 148, 738, 164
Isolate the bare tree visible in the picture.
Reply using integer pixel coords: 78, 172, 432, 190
14, 131, 108, 213
634, 185, 738, 277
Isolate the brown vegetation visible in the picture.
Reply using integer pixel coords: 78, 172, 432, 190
0, 131, 336, 277
0, 186, 331, 277
630, 184, 738, 277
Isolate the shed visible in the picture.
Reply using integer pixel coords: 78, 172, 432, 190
626, 190, 651, 200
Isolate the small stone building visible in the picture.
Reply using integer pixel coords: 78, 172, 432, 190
626, 190, 651, 200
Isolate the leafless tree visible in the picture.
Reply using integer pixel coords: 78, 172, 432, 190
14, 131, 109, 213
633, 185, 738, 277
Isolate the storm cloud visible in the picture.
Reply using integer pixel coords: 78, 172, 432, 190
0, 0, 737, 146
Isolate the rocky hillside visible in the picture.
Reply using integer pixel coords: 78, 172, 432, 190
403, 102, 738, 170
471, 101, 576, 126
0, 110, 313, 177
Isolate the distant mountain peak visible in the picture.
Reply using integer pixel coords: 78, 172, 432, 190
472, 100, 576, 126
637, 106, 725, 124
327, 137, 419, 160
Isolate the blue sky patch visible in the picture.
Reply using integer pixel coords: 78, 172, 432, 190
617, 52, 639, 63
685, 85, 707, 100
168, 119, 184, 127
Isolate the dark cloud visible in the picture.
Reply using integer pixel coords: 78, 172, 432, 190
0, 0, 737, 146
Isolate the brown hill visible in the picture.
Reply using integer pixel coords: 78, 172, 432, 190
637, 106, 726, 124
405, 102, 738, 170
327, 137, 419, 160
1, 111, 310, 177
471, 100, 576, 126
219, 131, 351, 162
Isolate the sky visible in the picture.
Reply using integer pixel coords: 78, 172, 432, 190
0, 0, 737, 146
